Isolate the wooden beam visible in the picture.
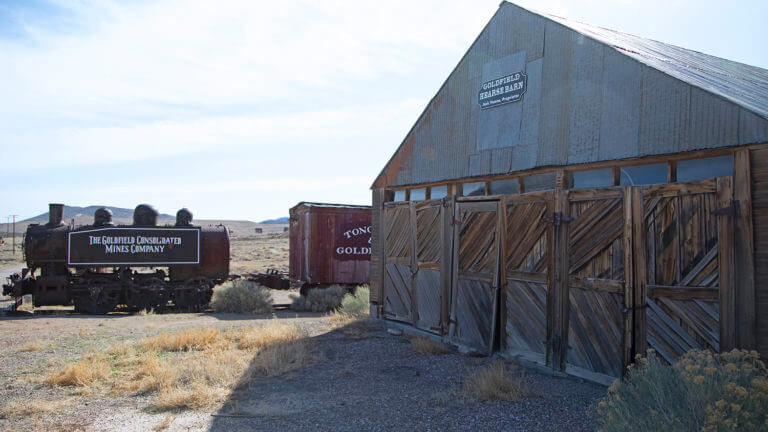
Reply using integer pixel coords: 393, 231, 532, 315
734, 149, 756, 349
410, 202, 419, 328
667, 161, 677, 183
632, 187, 648, 356
612, 167, 621, 186
622, 186, 634, 373
717, 176, 736, 352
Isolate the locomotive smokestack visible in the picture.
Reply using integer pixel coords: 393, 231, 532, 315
48, 203, 65, 226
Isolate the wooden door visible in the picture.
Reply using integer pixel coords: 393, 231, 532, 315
501, 192, 552, 366
450, 200, 501, 353
565, 188, 631, 379
414, 199, 450, 334
635, 177, 735, 363
382, 203, 414, 323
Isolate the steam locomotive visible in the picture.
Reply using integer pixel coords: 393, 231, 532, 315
2, 203, 230, 314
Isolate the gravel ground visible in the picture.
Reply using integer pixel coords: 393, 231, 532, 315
207, 325, 604, 432
0, 310, 605, 432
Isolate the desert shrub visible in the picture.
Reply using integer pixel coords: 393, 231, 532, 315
339, 285, 370, 317
411, 337, 452, 355
594, 349, 768, 432
210, 280, 272, 314
291, 285, 347, 312
463, 360, 526, 402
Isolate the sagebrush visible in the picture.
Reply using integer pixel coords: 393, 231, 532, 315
339, 285, 370, 317
594, 349, 768, 432
210, 280, 272, 314
291, 285, 347, 312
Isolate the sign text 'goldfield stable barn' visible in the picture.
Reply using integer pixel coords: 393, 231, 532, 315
369, 2, 768, 384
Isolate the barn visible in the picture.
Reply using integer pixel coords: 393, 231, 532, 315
369, 2, 768, 384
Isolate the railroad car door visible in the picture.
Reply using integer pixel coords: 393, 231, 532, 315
565, 188, 631, 380
634, 177, 735, 363
501, 191, 552, 366
449, 200, 501, 354
382, 203, 415, 323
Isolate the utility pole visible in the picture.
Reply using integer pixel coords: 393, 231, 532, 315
11, 215, 18, 255
5, 216, 9, 237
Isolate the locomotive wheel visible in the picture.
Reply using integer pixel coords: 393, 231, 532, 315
175, 277, 212, 312
141, 277, 168, 313
125, 286, 156, 313
74, 277, 119, 315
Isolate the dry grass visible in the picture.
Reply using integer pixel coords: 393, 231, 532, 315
234, 320, 302, 350
0, 398, 74, 420
138, 308, 155, 316
40, 319, 319, 412
410, 337, 452, 355
43, 352, 111, 387
329, 312, 380, 339
141, 327, 220, 352
152, 414, 176, 431
17, 340, 46, 352
463, 361, 526, 402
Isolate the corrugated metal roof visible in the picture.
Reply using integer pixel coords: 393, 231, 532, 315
540, 7, 768, 121
291, 202, 371, 210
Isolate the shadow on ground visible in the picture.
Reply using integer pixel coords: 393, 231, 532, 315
208, 319, 605, 432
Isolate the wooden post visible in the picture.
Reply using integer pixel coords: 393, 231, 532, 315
717, 176, 737, 351
439, 197, 454, 335
550, 188, 569, 371
410, 202, 419, 328
622, 186, 635, 371
370, 189, 388, 315
632, 187, 648, 356
498, 197, 508, 350
733, 149, 756, 349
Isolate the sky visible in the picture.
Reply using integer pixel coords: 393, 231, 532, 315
0, 0, 766, 222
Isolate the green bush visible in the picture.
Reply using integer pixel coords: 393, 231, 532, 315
595, 349, 768, 432
210, 280, 273, 314
339, 285, 370, 317
291, 285, 347, 312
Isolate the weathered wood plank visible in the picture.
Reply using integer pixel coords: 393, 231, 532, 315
633, 187, 648, 355
717, 176, 736, 351
734, 149, 756, 349
622, 186, 634, 372
569, 276, 623, 293
642, 179, 717, 199
649, 285, 719, 301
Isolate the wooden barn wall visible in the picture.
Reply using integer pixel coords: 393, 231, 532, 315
751, 148, 768, 358
376, 3, 768, 189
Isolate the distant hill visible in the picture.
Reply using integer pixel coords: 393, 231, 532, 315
259, 216, 289, 224
23, 205, 175, 223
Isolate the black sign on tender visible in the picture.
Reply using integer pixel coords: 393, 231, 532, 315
477, 71, 527, 109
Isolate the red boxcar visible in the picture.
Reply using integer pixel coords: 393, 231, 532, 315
289, 202, 371, 286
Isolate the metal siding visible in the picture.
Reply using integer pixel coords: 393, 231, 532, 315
739, 108, 768, 145
477, 51, 526, 152
566, 36, 604, 164
373, 2, 768, 189
599, 49, 641, 160
638, 67, 689, 157
685, 87, 739, 152
537, 20, 572, 167
514, 57, 543, 171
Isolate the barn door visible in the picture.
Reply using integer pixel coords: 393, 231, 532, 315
635, 177, 735, 363
450, 200, 501, 354
501, 192, 552, 366
414, 199, 450, 334
565, 188, 631, 379
382, 203, 414, 323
